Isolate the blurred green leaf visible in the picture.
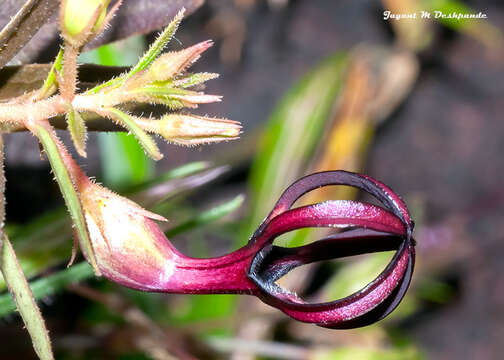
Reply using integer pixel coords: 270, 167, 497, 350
166, 195, 244, 237
0, 236, 54, 359
310, 346, 422, 360
416, 277, 455, 304
2, 209, 72, 286
136, 161, 210, 189
79, 35, 146, 67
423, 0, 503, 49
99, 131, 155, 190
170, 294, 237, 324
0, 261, 94, 318
322, 253, 392, 301
243, 53, 347, 243
133, 164, 228, 210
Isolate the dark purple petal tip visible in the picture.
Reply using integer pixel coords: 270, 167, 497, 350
246, 171, 415, 328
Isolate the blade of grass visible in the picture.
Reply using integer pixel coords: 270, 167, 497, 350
0, 261, 94, 318
133, 161, 210, 190
0, 133, 53, 359
0, 235, 54, 359
166, 195, 244, 237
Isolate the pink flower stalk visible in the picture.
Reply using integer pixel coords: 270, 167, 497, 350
75, 168, 415, 329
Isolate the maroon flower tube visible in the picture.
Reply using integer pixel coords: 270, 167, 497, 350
80, 170, 415, 329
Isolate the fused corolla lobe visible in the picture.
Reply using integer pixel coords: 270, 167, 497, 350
245, 171, 415, 328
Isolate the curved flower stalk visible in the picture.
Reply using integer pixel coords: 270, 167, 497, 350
72, 165, 415, 329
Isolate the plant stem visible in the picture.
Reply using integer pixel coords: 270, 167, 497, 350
1, 236, 55, 360
61, 44, 79, 101
0, 96, 65, 125
0, 91, 123, 130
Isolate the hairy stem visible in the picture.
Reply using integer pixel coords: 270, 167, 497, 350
61, 45, 78, 100
0, 96, 66, 125
0, 90, 125, 130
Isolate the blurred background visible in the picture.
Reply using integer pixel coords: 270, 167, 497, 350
1, 0, 503, 359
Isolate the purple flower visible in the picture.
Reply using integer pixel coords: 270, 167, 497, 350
81, 170, 415, 328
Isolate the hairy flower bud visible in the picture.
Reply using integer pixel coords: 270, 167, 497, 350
78, 179, 177, 290
148, 41, 214, 82
61, 0, 111, 46
135, 114, 241, 145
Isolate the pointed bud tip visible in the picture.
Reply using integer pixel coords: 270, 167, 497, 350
148, 40, 215, 82
198, 40, 214, 51
176, 7, 186, 18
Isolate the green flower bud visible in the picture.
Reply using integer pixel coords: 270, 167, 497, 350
61, 0, 111, 46
148, 40, 213, 82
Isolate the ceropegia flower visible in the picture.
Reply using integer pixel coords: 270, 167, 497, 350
77, 169, 415, 328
